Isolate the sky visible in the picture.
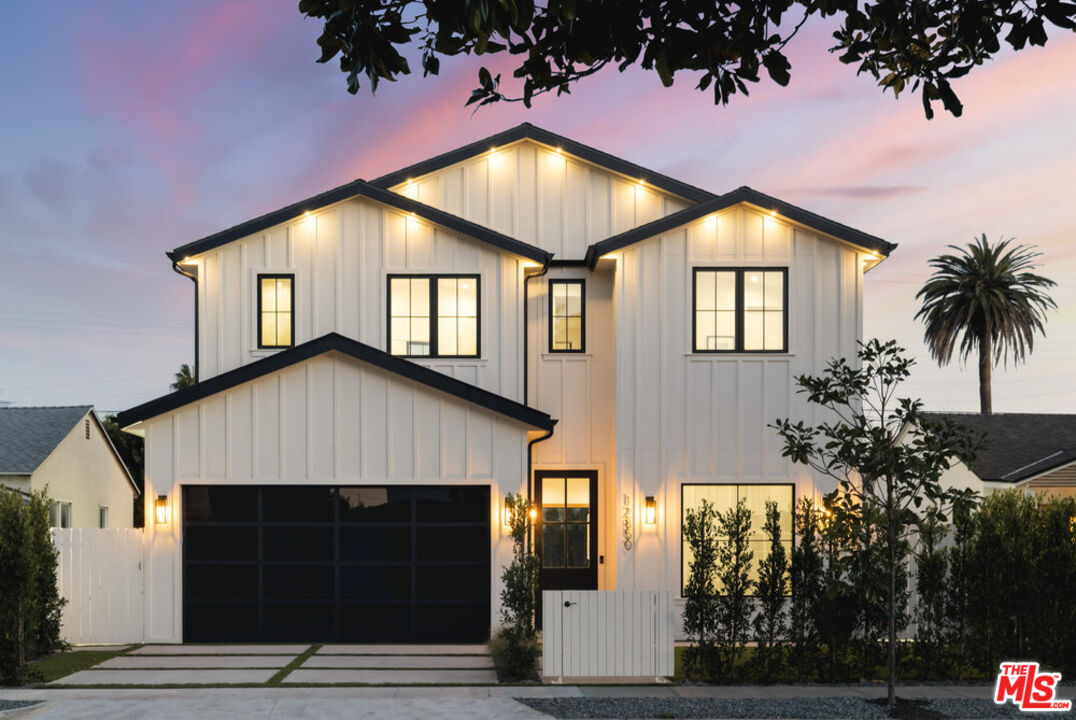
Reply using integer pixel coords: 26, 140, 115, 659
1, 1, 1073, 415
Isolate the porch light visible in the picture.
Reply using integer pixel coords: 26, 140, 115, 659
644, 496, 656, 525
528, 506, 538, 522
155, 494, 170, 525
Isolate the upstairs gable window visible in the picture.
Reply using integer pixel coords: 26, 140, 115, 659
549, 279, 585, 352
389, 275, 480, 358
258, 274, 294, 349
693, 268, 787, 353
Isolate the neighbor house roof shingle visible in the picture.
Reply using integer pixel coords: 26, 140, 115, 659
0, 405, 93, 475
923, 412, 1076, 483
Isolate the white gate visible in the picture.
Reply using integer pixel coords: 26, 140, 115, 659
541, 590, 674, 680
52, 528, 144, 644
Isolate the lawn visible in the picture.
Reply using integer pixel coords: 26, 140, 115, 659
28, 646, 136, 684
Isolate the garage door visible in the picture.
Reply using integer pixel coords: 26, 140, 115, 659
181, 485, 490, 643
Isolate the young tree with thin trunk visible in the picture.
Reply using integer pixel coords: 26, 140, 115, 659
772, 338, 978, 705
915, 236, 1055, 414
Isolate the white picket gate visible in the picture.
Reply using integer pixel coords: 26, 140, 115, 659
541, 590, 674, 680
52, 528, 144, 644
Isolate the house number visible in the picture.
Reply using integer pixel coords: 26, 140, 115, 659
622, 494, 633, 550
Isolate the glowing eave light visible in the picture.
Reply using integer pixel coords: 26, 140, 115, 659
179, 256, 197, 265
770, 209, 777, 217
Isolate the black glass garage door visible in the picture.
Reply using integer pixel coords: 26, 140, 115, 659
181, 485, 490, 643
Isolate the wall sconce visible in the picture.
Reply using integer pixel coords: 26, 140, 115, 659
644, 496, 656, 525
155, 494, 170, 525
502, 505, 513, 529
528, 506, 538, 522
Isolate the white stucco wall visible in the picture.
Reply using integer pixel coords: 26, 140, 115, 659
31, 412, 136, 528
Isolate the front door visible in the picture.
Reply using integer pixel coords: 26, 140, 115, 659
536, 471, 598, 590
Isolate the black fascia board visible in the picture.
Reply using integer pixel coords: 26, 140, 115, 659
167, 180, 551, 265
116, 332, 556, 431
369, 122, 718, 204
584, 185, 897, 268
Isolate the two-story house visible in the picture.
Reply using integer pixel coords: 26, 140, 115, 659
117, 124, 894, 644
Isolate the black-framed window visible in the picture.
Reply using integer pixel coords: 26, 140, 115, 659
388, 275, 480, 358
692, 268, 787, 353
549, 279, 585, 353
258, 274, 294, 349
680, 483, 794, 596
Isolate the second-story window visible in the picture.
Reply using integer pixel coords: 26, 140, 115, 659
388, 275, 480, 358
693, 268, 787, 352
549, 279, 585, 352
258, 274, 294, 349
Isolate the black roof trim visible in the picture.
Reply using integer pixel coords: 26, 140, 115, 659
369, 122, 718, 204
116, 333, 555, 432
168, 180, 552, 265
584, 185, 897, 268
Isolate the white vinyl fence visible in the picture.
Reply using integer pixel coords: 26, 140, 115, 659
542, 590, 674, 680
52, 528, 144, 644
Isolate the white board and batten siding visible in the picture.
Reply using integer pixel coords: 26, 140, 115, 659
52, 528, 143, 645
393, 139, 693, 259
140, 352, 529, 643
610, 205, 869, 594
195, 195, 526, 404
542, 590, 675, 680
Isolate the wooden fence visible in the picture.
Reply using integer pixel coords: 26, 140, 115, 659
52, 528, 144, 645
541, 590, 675, 680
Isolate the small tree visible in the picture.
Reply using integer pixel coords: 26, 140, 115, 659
789, 497, 823, 680
772, 338, 978, 704
715, 499, 753, 681
171, 363, 196, 391
682, 500, 720, 681
495, 492, 540, 680
753, 500, 788, 682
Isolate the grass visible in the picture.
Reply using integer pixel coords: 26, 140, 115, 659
268, 643, 322, 684
28, 645, 138, 684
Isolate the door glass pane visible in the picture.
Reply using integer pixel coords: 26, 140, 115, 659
542, 524, 564, 568
565, 477, 590, 522
566, 523, 589, 567
542, 477, 565, 510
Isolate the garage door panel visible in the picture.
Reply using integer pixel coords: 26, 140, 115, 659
186, 601, 259, 641
339, 566, 412, 600
186, 564, 259, 600
339, 526, 411, 561
182, 485, 490, 643
262, 526, 334, 561
185, 526, 258, 560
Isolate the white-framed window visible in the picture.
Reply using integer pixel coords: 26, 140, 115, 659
388, 274, 480, 358
51, 501, 72, 529
258, 274, 294, 348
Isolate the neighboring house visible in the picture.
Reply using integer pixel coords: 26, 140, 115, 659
0, 406, 139, 528
925, 412, 1076, 499
117, 123, 895, 644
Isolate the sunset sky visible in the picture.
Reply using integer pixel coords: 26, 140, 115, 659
2, 1, 1073, 415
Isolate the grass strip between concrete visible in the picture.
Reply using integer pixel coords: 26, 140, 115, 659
268, 644, 321, 684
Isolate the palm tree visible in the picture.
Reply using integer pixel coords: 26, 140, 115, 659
171, 363, 196, 391
915, 235, 1056, 414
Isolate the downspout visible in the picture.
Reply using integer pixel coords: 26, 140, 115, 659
522, 262, 550, 406
527, 424, 556, 555
170, 258, 199, 383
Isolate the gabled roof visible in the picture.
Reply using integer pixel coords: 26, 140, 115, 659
0, 405, 93, 474
583, 185, 897, 267
116, 333, 556, 432
922, 412, 1076, 483
369, 122, 718, 203
168, 179, 553, 265
0, 406, 138, 494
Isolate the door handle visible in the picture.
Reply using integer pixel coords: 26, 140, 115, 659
563, 601, 575, 608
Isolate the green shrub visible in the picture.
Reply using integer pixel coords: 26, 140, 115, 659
682, 499, 720, 681
494, 493, 540, 681
0, 488, 66, 685
789, 497, 823, 680
715, 498, 754, 682
753, 500, 788, 682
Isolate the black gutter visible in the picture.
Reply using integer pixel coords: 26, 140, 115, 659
526, 425, 556, 555
117, 332, 555, 431
171, 259, 198, 383
370, 122, 717, 204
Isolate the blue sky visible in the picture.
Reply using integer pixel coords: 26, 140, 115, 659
1, 1, 1073, 414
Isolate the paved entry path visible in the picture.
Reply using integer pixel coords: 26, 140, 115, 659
52, 644, 496, 686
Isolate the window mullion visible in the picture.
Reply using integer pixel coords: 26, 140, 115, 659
735, 270, 745, 353
429, 277, 438, 357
